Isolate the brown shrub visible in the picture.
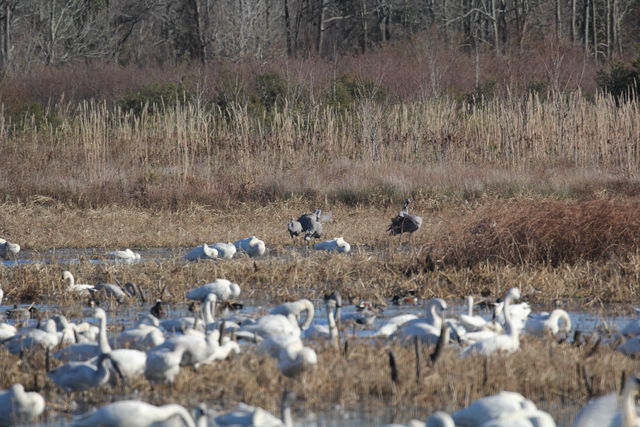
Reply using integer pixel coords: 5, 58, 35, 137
436, 199, 640, 266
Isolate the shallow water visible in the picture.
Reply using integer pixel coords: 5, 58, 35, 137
1, 247, 635, 426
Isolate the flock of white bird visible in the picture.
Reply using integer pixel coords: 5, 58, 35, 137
0, 224, 639, 427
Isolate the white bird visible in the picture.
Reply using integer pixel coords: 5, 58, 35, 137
63, 271, 96, 294
372, 314, 419, 338
48, 352, 121, 392
0, 238, 20, 259
0, 286, 3, 305
233, 236, 266, 257
237, 313, 301, 341
6, 319, 60, 354
0, 383, 45, 426
426, 412, 455, 427
572, 374, 640, 427
153, 326, 225, 369
144, 344, 188, 384
278, 343, 317, 377
394, 298, 447, 344
71, 400, 196, 427
462, 288, 523, 357
215, 392, 297, 427
495, 299, 531, 332
313, 237, 351, 253
184, 243, 219, 261
186, 279, 241, 302
459, 296, 489, 332
0, 322, 17, 342
269, 299, 315, 330
525, 309, 571, 337
451, 391, 539, 426
54, 308, 112, 361
106, 248, 141, 262
210, 242, 237, 259
115, 317, 165, 351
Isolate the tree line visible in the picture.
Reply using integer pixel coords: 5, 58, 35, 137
0, 0, 636, 69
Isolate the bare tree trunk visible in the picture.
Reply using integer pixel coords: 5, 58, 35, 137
592, 0, 597, 60
571, 0, 577, 42
1, 0, 10, 67
491, 0, 499, 53
606, 0, 611, 57
359, 0, 368, 54
284, 0, 292, 56
316, 0, 327, 54
189, 0, 206, 64
555, 0, 561, 41
584, 0, 589, 54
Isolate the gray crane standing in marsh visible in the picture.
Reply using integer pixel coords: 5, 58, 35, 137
387, 198, 422, 242
288, 209, 331, 243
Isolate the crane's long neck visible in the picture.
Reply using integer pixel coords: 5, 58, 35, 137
98, 316, 112, 353
155, 405, 196, 427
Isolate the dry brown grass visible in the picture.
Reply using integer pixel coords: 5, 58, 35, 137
0, 334, 633, 424
0, 94, 639, 208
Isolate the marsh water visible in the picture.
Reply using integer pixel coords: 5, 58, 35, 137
1, 247, 633, 426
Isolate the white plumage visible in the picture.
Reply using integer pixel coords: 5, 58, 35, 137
71, 400, 196, 427
210, 242, 237, 259
233, 236, 266, 257
184, 243, 218, 261
0, 383, 45, 426
186, 279, 241, 302
313, 237, 351, 253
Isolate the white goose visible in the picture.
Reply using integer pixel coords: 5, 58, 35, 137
525, 309, 572, 337
269, 299, 315, 330
71, 400, 197, 427
462, 288, 522, 357
186, 279, 241, 302
313, 237, 351, 253
210, 242, 237, 259
63, 271, 96, 294
233, 236, 266, 257
184, 243, 219, 261
0, 383, 45, 426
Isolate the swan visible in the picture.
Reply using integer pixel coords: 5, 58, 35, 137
278, 344, 317, 377
451, 391, 538, 426
215, 391, 296, 427
427, 412, 455, 427
0, 285, 3, 305
54, 308, 113, 361
62, 271, 96, 294
210, 242, 237, 259
106, 248, 141, 262
572, 374, 640, 427
115, 315, 165, 350
372, 314, 419, 337
184, 244, 218, 261
48, 352, 121, 392
495, 299, 531, 332
200, 337, 240, 364
462, 288, 522, 357
186, 279, 241, 302
0, 383, 45, 426
459, 296, 489, 332
394, 298, 447, 344
6, 319, 59, 354
71, 400, 196, 427
52, 315, 77, 346
525, 309, 571, 337
237, 313, 301, 341
233, 236, 266, 257
0, 322, 17, 341
269, 299, 315, 330
144, 344, 188, 384
313, 237, 351, 253
0, 238, 20, 259
153, 327, 224, 369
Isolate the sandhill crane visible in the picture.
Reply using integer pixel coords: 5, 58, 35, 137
387, 198, 422, 238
